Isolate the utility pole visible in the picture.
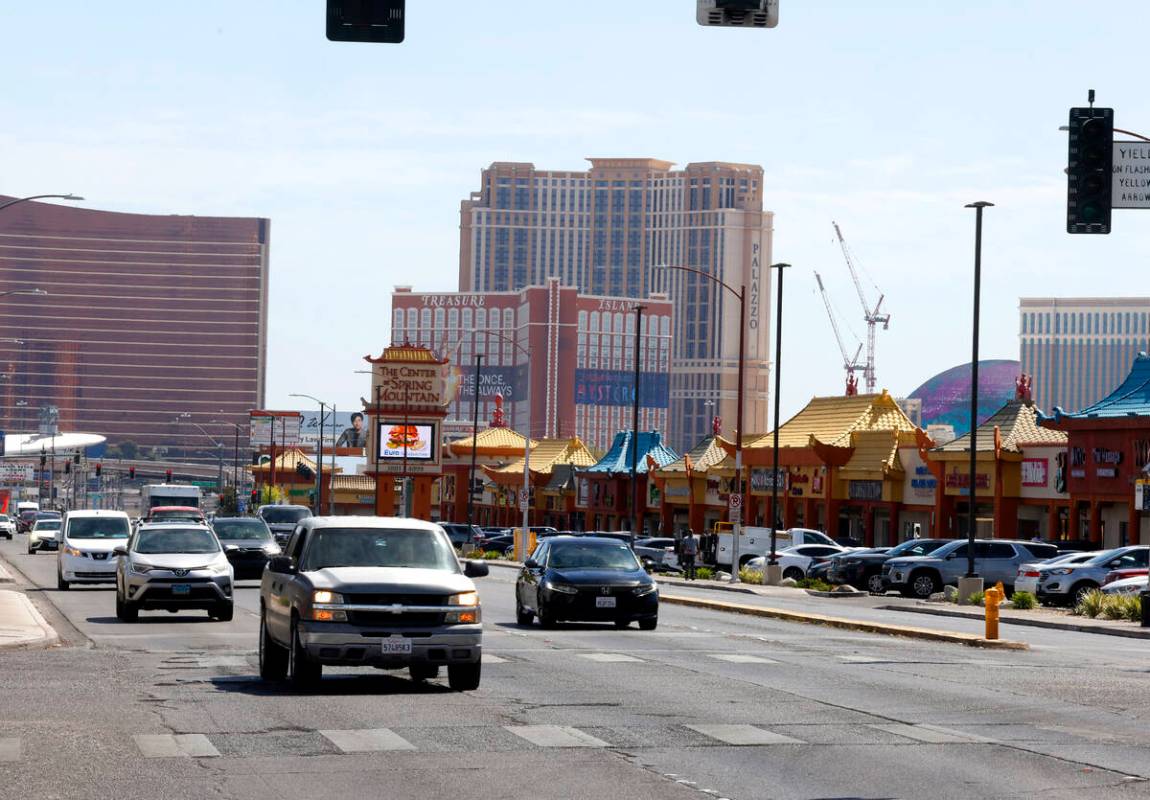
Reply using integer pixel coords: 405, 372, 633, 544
628, 304, 646, 540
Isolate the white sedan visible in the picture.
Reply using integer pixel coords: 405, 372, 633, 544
1014, 551, 1100, 595
0, 515, 14, 540
1102, 575, 1148, 596
745, 544, 852, 581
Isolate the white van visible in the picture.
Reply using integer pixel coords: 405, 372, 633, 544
57, 510, 132, 589
715, 526, 838, 570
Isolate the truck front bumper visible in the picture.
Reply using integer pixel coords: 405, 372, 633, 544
298, 620, 482, 668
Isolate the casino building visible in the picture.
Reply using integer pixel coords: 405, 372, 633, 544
390, 278, 673, 454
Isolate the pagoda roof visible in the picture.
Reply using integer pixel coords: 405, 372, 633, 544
250, 447, 339, 475
448, 427, 536, 458
940, 400, 1067, 454
744, 390, 918, 451
581, 431, 679, 476
331, 474, 375, 492
1041, 352, 1150, 424
838, 429, 912, 479
655, 435, 734, 476
364, 343, 446, 365
483, 437, 598, 484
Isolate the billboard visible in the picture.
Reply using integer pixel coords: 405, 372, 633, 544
249, 413, 302, 448
573, 370, 669, 408
297, 409, 366, 450
457, 365, 527, 402
378, 422, 436, 461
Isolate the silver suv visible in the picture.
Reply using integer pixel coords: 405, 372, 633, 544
1035, 546, 1149, 606
882, 539, 1059, 598
114, 522, 235, 621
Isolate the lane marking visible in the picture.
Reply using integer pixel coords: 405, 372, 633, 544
578, 653, 643, 663
133, 733, 220, 758
687, 724, 804, 746
504, 725, 610, 748
320, 728, 416, 753
0, 738, 20, 762
708, 654, 779, 664
483, 654, 511, 663
870, 723, 995, 744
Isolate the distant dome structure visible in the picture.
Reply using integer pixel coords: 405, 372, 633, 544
906, 359, 1020, 438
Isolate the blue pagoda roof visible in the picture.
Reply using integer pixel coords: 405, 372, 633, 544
581, 431, 679, 475
1040, 351, 1150, 423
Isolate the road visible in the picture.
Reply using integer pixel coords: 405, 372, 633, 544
3, 536, 1150, 800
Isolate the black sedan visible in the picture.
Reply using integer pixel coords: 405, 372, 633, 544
211, 517, 281, 579
827, 538, 949, 593
515, 536, 658, 630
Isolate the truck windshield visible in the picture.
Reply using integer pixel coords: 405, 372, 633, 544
301, 528, 457, 572
67, 517, 130, 539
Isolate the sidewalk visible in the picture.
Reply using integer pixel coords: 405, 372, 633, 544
0, 589, 58, 650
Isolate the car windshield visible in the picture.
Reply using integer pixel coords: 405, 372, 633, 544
889, 539, 947, 557
135, 528, 220, 555
1084, 549, 1122, 566
548, 541, 641, 571
34, 520, 61, 530
67, 517, 130, 539
301, 528, 458, 572
261, 507, 311, 524
213, 519, 272, 541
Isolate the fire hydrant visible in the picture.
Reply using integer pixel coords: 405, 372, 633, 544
984, 583, 1004, 640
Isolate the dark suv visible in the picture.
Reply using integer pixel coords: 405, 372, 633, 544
827, 538, 950, 593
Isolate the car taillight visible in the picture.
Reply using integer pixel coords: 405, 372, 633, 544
1021, 570, 1040, 577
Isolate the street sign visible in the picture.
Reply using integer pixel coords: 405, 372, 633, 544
0, 464, 33, 483
728, 493, 742, 510
1113, 141, 1150, 209
1137, 480, 1150, 512
518, 489, 529, 512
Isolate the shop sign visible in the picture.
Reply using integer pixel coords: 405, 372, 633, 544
910, 466, 937, 491
750, 467, 787, 492
664, 482, 691, 499
1093, 448, 1123, 466
1097, 467, 1118, 478
848, 480, 883, 501
1021, 458, 1048, 487
1137, 480, 1150, 512
945, 472, 990, 490
788, 471, 808, 497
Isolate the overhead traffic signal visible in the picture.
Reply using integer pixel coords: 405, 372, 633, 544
1067, 105, 1114, 234
128, 467, 135, 480
95, 463, 102, 477
64, 461, 71, 474
165, 469, 173, 482
326, 0, 404, 43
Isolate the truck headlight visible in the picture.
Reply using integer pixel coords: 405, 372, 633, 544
311, 590, 346, 622
449, 591, 479, 606
62, 545, 84, 557
313, 590, 343, 604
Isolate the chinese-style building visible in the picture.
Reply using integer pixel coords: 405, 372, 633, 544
650, 430, 735, 535
577, 431, 679, 533
1040, 353, 1150, 547
482, 437, 599, 529
439, 400, 535, 526
250, 448, 339, 508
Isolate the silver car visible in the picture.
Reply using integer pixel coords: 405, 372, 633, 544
114, 523, 234, 622
1013, 551, 1100, 595
1036, 546, 1149, 606
883, 539, 1059, 598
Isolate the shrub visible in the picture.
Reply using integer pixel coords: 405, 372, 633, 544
795, 578, 834, 592
1120, 594, 1143, 623
737, 567, 762, 584
694, 566, 715, 581
1010, 591, 1037, 610
966, 590, 985, 607
480, 549, 504, 560
1074, 589, 1106, 618
1100, 597, 1128, 620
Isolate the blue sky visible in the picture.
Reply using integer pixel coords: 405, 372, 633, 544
3, 1, 1148, 423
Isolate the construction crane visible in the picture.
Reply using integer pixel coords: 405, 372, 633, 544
814, 271, 863, 395
833, 221, 890, 394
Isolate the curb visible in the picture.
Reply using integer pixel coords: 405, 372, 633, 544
661, 593, 1028, 650
0, 590, 60, 651
886, 604, 1150, 641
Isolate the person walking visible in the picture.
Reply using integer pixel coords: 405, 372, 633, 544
681, 530, 698, 581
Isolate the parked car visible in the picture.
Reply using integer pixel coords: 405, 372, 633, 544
745, 544, 853, 581
56, 510, 132, 589
0, 515, 15, 539
515, 536, 658, 630
440, 523, 482, 549
882, 539, 1059, 599
27, 518, 62, 553
633, 537, 678, 570
257, 504, 313, 544
478, 534, 513, 555
1036, 546, 1150, 606
814, 547, 888, 585
1102, 575, 1148, 595
212, 516, 281, 580
1104, 567, 1148, 585
827, 539, 950, 593
258, 517, 488, 690
114, 522, 234, 621
1014, 551, 1101, 595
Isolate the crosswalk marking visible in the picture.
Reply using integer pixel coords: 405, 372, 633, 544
0, 738, 20, 762
134, 733, 220, 758
870, 724, 995, 744
579, 653, 643, 663
687, 724, 803, 746
708, 654, 779, 664
504, 725, 610, 748
320, 728, 416, 753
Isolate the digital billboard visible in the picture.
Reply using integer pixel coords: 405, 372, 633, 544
573, 370, 669, 408
378, 422, 436, 461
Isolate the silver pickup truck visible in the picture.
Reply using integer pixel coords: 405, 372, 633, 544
258, 516, 488, 690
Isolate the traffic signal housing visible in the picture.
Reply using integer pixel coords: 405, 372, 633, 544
95, 463, 102, 477
1067, 106, 1114, 234
326, 0, 404, 43
165, 469, 173, 482
128, 467, 135, 480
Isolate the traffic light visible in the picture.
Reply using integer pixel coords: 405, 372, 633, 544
95, 463, 102, 477
73, 453, 80, 465
64, 461, 71, 474
250, 488, 259, 504
326, 0, 404, 43
39, 453, 46, 468
165, 469, 173, 482
1067, 105, 1114, 234
128, 467, 135, 480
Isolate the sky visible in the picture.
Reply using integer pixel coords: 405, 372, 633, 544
3, 1, 1149, 425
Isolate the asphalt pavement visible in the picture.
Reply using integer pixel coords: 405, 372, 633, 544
3, 535, 1150, 800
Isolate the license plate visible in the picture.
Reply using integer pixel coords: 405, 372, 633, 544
171, 584, 191, 595
382, 638, 413, 655
595, 596, 616, 608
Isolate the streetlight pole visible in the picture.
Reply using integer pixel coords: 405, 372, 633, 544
176, 414, 224, 493
767, 263, 790, 578
629, 304, 646, 540
0, 194, 83, 214
289, 393, 330, 515
963, 201, 993, 586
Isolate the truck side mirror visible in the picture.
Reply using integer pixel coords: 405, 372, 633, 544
464, 560, 489, 578
268, 555, 295, 574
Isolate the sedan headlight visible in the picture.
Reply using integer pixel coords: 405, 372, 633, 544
542, 580, 577, 595
208, 562, 232, 576
633, 583, 657, 597
130, 561, 155, 575
1048, 568, 1074, 576
62, 545, 84, 557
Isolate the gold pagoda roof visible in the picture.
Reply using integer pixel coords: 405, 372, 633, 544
744, 390, 918, 451
838, 429, 915, 479
250, 448, 340, 475
484, 437, 598, 483
936, 400, 1067, 455
656, 435, 734, 476
448, 427, 537, 457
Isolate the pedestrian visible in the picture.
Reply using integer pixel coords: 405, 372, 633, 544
681, 530, 698, 581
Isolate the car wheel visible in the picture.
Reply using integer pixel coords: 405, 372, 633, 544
638, 616, 658, 631
782, 566, 804, 581
27, 543, 35, 555
115, 593, 138, 622
447, 661, 481, 691
258, 611, 288, 681
211, 603, 234, 622
515, 600, 534, 626
908, 571, 940, 599
288, 618, 321, 688
866, 572, 886, 594
56, 568, 69, 591
409, 664, 439, 682
1071, 582, 1099, 606
537, 599, 557, 629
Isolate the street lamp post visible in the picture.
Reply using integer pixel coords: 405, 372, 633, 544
289, 393, 330, 515
767, 263, 790, 578
0, 194, 83, 214
629, 304, 646, 541
962, 201, 993, 592
656, 264, 748, 583
176, 413, 224, 493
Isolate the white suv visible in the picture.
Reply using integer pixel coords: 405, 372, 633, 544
57, 510, 132, 589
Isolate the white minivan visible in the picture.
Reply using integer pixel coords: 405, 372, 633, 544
57, 510, 132, 590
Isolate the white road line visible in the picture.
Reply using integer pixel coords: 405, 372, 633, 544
504, 725, 611, 748
579, 653, 643, 663
687, 724, 803, 746
870, 723, 995, 744
483, 654, 510, 663
133, 733, 220, 758
320, 728, 416, 753
708, 654, 779, 664
0, 738, 20, 762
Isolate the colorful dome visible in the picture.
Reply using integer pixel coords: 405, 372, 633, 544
907, 360, 1020, 437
